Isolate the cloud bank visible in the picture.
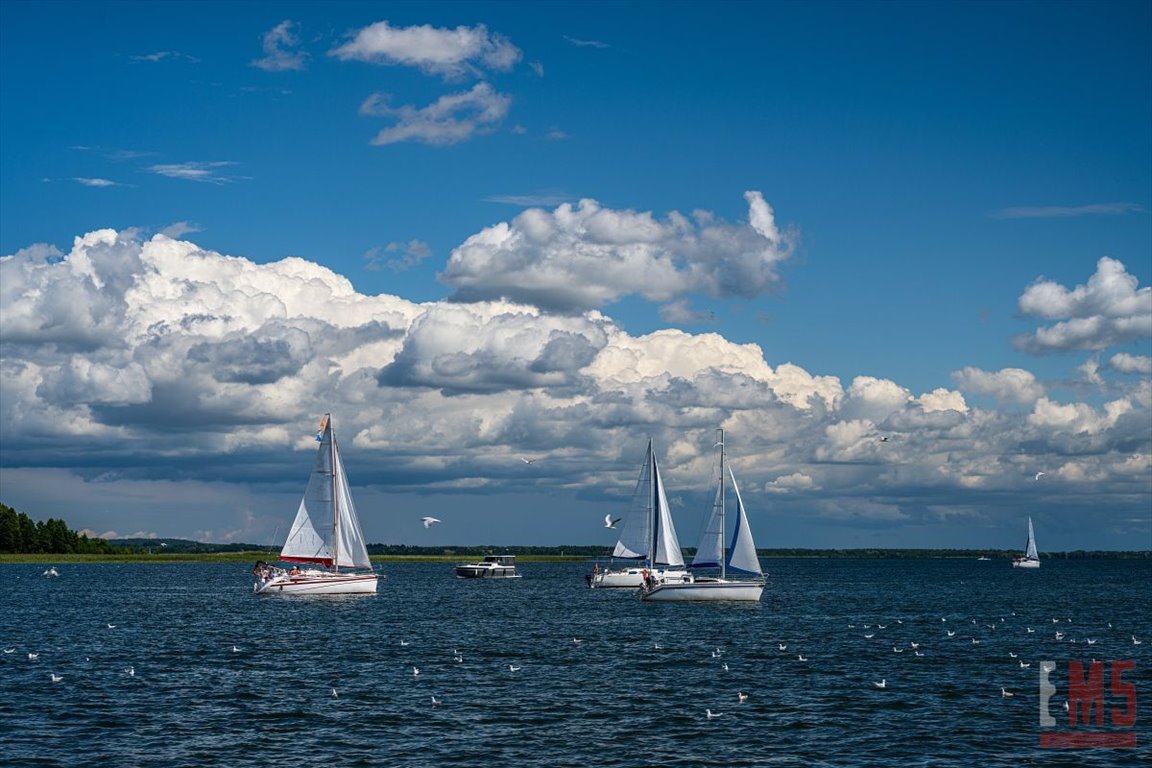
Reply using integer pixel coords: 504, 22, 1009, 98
2, 225, 1147, 545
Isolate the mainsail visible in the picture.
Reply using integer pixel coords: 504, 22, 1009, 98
1024, 516, 1038, 561
280, 415, 372, 570
611, 440, 685, 568
690, 432, 762, 577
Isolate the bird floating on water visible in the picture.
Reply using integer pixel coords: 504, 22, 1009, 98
874, 679, 887, 689
1002, 688, 1014, 698
331, 688, 338, 698
797, 654, 808, 662
737, 691, 748, 703
412, 667, 420, 677
50, 673, 63, 683
27, 653, 38, 661
232, 645, 241, 653
509, 664, 522, 672
431, 695, 441, 707
421, 517, 441, 528
706, 709, 724, 719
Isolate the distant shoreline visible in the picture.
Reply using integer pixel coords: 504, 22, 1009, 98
2, 548, 1148, 564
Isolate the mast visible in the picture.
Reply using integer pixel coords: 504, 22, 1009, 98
329, 414, 339, 573
718, 428, 726, 580
648, 439, 657, 567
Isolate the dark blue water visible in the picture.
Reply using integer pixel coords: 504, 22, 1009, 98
2, 559, 1149, 767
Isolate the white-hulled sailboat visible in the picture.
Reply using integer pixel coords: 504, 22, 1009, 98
587, 439, 690, 589
253, 414, 379, 595
642, 429, 764, 602
1011, 516, 1040, 569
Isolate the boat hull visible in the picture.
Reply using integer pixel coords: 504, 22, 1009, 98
454, 565, 520, 579
1012, 559, 1040, 569
254, 572, 378, 595
588, 567, 688, 589
642, 578, 764, 602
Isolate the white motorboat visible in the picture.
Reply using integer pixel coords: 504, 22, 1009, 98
587, 439, 688, 589
455, 554, 521, 579
642, 429, 765, 602
253, 414, 379, 595
1011, 517, 1040, 569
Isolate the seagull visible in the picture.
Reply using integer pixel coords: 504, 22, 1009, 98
412, 667, 420, 677
520, 457, 536, 465
1008, 652, 1018, 658
1087, 638, 1096, 645
331, 688, 338, 698
107, 624, 116, 629
421, 517, 441, 528
232, 645, 241, 653
50, 673, 63, 683
508, 664, 521, 672
27, 653, 38, 661
400, 640, 410, 647
1020, 661, 1031, 669
706, 709, 724, 719
914, 651, 925, 657
737, 691, 748, 703
947, 630, 955, 637
722, 662, 729, 671
879, 436, 890, 442
797, 654, 808, 662
125, 666, 135, 677
1002, 688, 1014, 698
971, 639, 981, 645
1034, 471, 1045, 480
573, 637, 584, 644
604, 514, 621, 529
431, 695, 441, 707
910, 642, 919, 649
892, 647, 903, 653
778, 643, 787, 651
874, 679, 887, 689
864, 634, 874, 639
1134, 636, 1143, 645
654, 642, 664, 650
1026, 628, 1034, 633
3, 648, 14, 654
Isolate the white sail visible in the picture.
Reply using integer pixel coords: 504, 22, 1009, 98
725, 468, 762, 576
651, 456, 685, 567
279, 416, 371, 569
1024, 516, 1038, 561
610, 440, 684, 567
690, 477, 725, 569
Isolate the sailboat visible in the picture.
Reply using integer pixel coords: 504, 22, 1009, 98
1011, 516, 1040, 569
587, 439, 690, 589
253, 414, 379, 595
642, 429, 764, 602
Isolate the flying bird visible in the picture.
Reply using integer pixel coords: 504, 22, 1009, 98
520, 457, 536, 465
1034, 472, 1045, 481
604, 514, 621, 529
421, 517, 441, 528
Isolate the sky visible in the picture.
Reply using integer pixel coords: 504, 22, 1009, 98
0, 1, 1149, 552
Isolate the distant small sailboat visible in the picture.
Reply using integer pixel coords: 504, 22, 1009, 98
1011, 517, 1040, 569
253, 414, 379, 595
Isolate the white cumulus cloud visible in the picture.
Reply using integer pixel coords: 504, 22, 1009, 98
441, 191, 796, 312
330, 21, 521, 78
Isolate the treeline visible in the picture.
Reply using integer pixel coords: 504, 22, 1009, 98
0, 503, 114, 554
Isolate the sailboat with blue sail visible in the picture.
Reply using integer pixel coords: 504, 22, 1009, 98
642, 429, 764, 602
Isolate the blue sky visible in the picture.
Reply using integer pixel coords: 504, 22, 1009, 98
1, 1, 1149, 551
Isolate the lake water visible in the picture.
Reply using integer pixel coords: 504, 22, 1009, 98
2, 559, 1150, 767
